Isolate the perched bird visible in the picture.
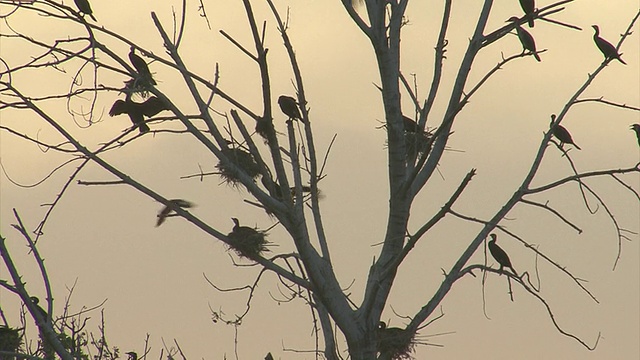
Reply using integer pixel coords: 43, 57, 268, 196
74, 0, 97, 21
402, 116, 420, 133
109, 99, 150, 133
518, 0, 535, 28
488, 234, 517, 276
231, 217, 257, 236
140, 96, 170, 117
278, 95, 301, 121
631, 124, 640, 146
156, 199, 195, 227
550, 114, 581, 150
30, 296, 48, 323
129, 47, 156, 85
592, 25, 626, 65
507, 17, 540, 61
126, 352, 138, 360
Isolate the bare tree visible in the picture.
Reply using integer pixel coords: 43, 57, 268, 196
1, 1, 638, 359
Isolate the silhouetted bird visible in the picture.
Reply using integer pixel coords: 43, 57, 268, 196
507, 17, 540, 61
278, 95, 301, 121
129, 46, 156, 85
518, 0, 535, 28
109, 99, 150, 133
592, 25, 626, 65
74, 0, 97, 21
631, 124, 640, 146
140, 96, 170, 117
488, 234, 517, 276
126, 352, 138, 360
231, 217, 257, 237
30, 297, 48, 323
402, 116, 420, 132
550, 114, 581, 150
156, 199, 194, 227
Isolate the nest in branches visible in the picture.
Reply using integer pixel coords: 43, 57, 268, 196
377, 322, 416, 360
405, 129, 434, 158
0, 326, 21, 354
227, 220, 269, 258
216, 148, 261, 186
380, 118, 435, 159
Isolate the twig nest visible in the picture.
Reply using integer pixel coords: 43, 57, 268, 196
228, 218, 269, 258
216, 148, 261, 186
0, 326, 21, 354
377, 322, 416, 360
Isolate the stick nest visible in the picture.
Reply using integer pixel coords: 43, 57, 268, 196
216, 148, 261, 186
377, 323, 416, 360
227, 225, 269, 258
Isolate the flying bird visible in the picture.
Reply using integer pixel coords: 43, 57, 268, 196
550, 114, 581, 150
156, 199, 195, 227
518, 0, 535, 28
507, 17, 541, 61
592, 25, 626, 65
631, 124, 640, 146
74, 0, 97, 21
129, 47, 156, 85
278, 95, 302, 121
488, 234, 517, 276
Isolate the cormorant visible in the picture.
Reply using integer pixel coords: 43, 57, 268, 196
518, 0, 535, 28
402, 116, 420, 133
30, 296, 48, 322
156, 199, 194, 227
278, 95, 301, 121
488, 234, 517, 276
507, 17, 541, 61
592, 25, 626, 65
631, 124, 640, 146
231, 217, 257, 236
129, 47, 156, 85
140, 96, 170, 117
550, 114, 581, 150
109, 99, 150, 133
74, 0, 97, 21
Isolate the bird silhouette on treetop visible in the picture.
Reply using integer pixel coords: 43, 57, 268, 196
278, 95, 302, 121
631, 124, 640, 146
592, 25, 626, 65
507, 16, 541, 62
488, 234, 517, 276
74, 0, 97, 21
129, 46, 156, 85
550, 114, 581, 150
518, 0, 535, 28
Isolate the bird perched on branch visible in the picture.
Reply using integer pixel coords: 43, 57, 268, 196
30, 296, 48, 323
507, 17, 541, 61
139, 96, 170, 117
278, 95, 302, 121
129, 46, 156, 85
488, 234, 517, 276
74, 0, 97, 21
631, 124, 640, 146
518, 0, 535, 28
592, 25, 626, 65
550, 114, 581, 150
109, 99, 150, 133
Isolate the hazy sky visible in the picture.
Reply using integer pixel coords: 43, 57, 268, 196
1, 1, 639, 359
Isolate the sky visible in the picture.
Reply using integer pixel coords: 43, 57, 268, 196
1, 0, 639, 359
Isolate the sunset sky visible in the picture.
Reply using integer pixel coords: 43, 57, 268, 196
1, 1, 638, 359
